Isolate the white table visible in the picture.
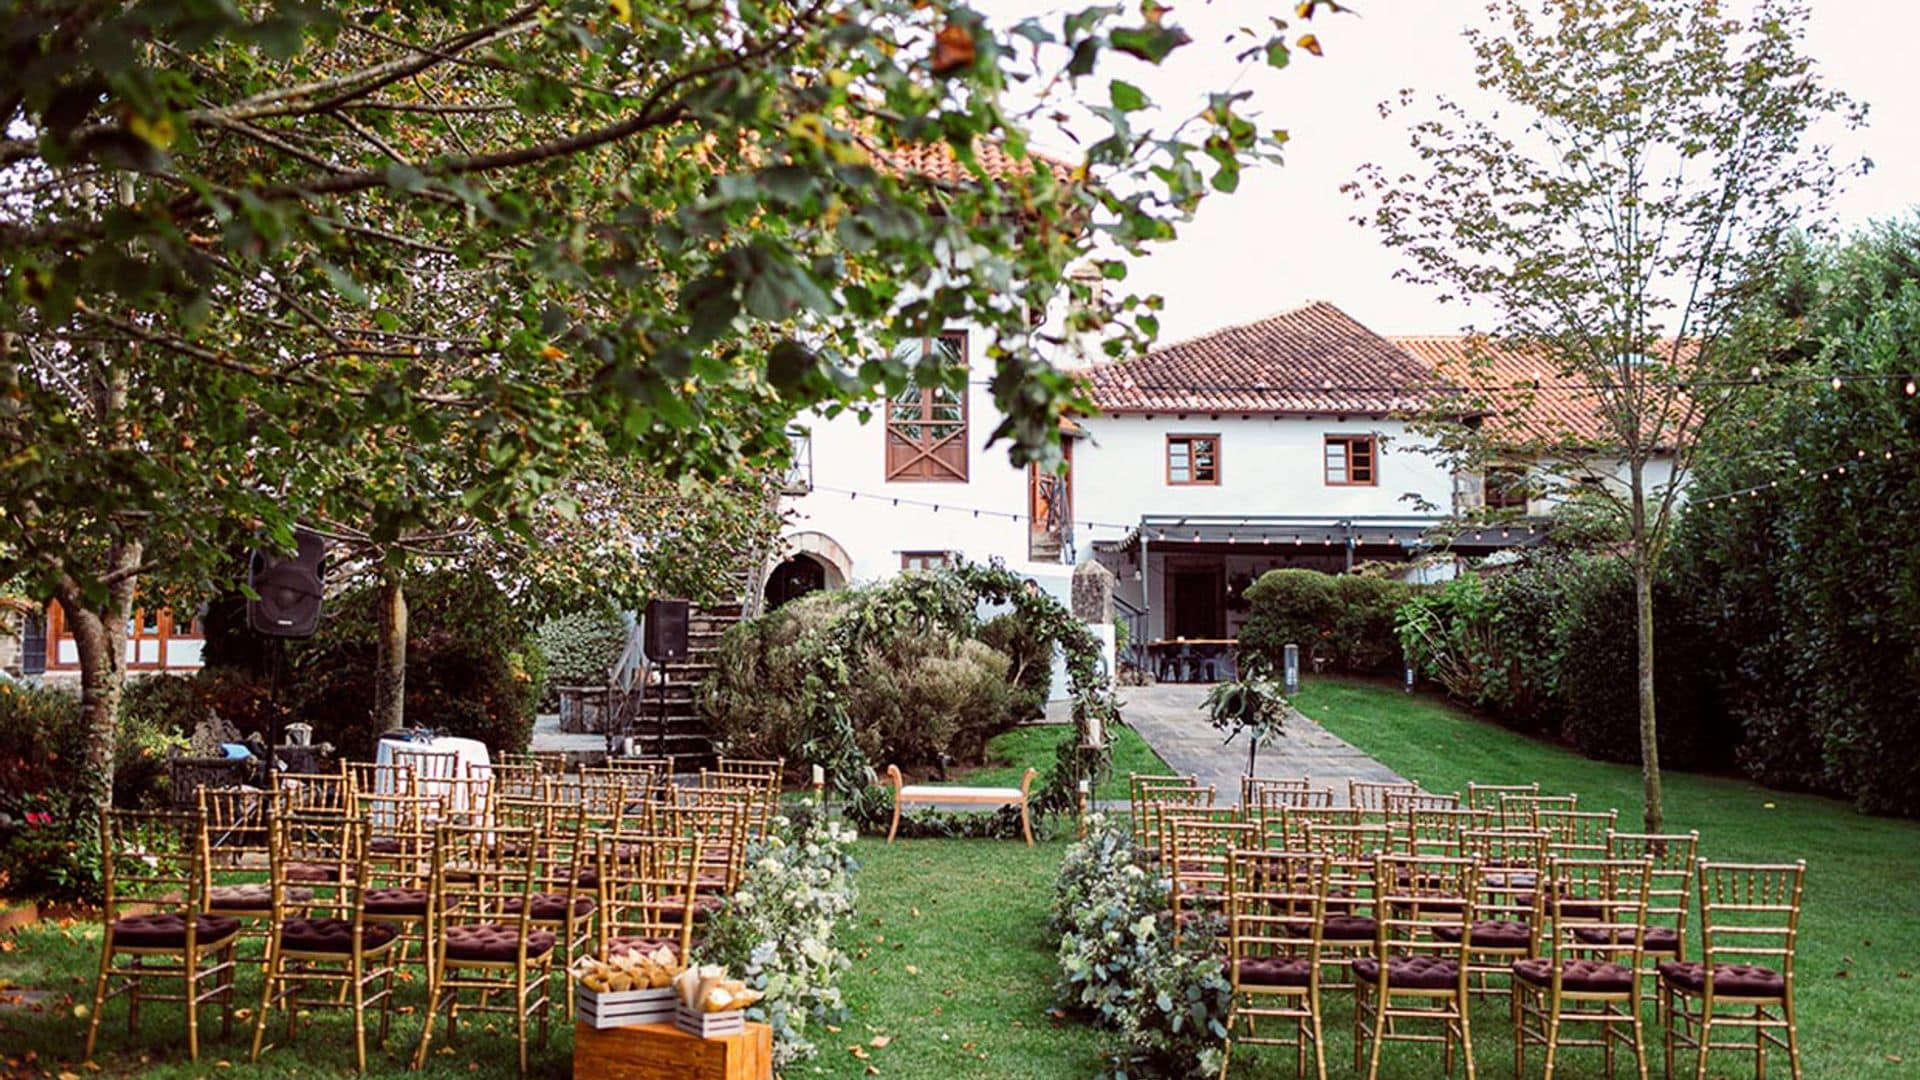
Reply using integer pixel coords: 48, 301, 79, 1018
375, 735, 493, 810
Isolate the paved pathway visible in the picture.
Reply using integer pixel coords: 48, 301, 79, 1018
1118, 683, 1407, 806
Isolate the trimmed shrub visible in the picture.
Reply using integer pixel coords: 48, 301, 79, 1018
976, 609, 1052, 721
0, 682, 99, 900
1240, 568, 1407, 676
535, 604, 628, 688
286, 568, 545, 759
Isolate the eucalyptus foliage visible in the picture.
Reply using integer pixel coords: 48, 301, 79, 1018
1352, 0, 1863, 830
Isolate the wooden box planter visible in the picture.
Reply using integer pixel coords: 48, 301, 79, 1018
572, 1020, 772, 1080
675, 1003, 747, 1038
575, 984, 676, 1029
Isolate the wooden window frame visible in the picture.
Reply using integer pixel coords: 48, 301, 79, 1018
883, 332, 969, 483
44, 603, 204, 671
1324, 434, 1378, 487
1165, 434, 1221, 486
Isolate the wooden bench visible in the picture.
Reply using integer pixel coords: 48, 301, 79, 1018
885, 764, 1036, 846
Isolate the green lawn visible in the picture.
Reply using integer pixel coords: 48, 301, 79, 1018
1291, 676, 1920, 1079
960, 722, 1169, 802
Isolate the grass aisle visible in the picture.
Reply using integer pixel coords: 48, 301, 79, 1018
803, 838, 1100, 1079
1294, 676, 1920, 1079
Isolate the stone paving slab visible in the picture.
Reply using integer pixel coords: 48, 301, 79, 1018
1115, 683, 1409, 807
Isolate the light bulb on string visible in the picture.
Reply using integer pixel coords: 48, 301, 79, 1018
1906, 378, 1916, 396
1832, 376, 1843, 391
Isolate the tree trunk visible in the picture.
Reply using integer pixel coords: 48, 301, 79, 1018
374, 572, 408, 734
1632, 553, 1664, 835
58, 540, 142, 813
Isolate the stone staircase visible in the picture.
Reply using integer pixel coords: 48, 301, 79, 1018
617, 600, 742, 766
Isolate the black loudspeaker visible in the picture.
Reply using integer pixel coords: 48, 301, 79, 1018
247, 529, 327, 638
643, 599, 690, 662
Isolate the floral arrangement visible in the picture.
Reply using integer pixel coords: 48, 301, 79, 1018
697, 798, 859, 1068
1051, 816, 1234, 1078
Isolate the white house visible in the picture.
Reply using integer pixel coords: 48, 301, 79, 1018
1392, 335, 1684, 515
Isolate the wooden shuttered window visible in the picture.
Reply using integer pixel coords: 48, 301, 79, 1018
1324, 434, 1378, 486
884, 333, 969, 483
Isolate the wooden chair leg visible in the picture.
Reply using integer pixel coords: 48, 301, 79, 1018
1784, 995, 1803, 1080
250, 941, 278, 1061
185, 950, 200, 1063
1020, 797, 1034, 846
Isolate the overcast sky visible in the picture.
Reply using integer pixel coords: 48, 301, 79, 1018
976, 2, 1916, 343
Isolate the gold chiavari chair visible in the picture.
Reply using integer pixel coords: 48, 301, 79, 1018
1445, 828, 1550, 1002
272, 772, 355, 818
1277, 806, 1362, 850
500, 749, 571, 776
1499, 793, 1578, 830
249, 814, 398, 1072
1348, 779, 1419, 821
698, 769, 778, 838
490, 761, 545, 802
1128, 772, 1198, 820
1387, 791, 1462, 816
1512, 856, 1654, 1079
1660, 860, 1806, 1080
390, 746, 462, 787
1598, 830, 1700, 1017
1221, 849, 1333, 1080
356, 790, 442, 980
1165, 814, 1261, 947
1241, 775, 1313, 808
1135, 783, 1215, 858
717, 756, 785, 785
1536, 808, 1619, 862
495, 798, 596, 1015
85, 807, 241, 1064
551, 774, 631, 891
605, 754, 675, 777
343, 760, 414, 801
197, 787, 296, 941
664, 797, 750, 912
1466, 781, 1539, 814
583, 764, 660, 812
595, 828, 703, 963
1352, 853, 1479, 1080
412, 824, 557, 1076
1401, 807, 1492, 860
1301, 823, 1391, 988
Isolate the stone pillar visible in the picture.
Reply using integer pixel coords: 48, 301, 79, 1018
1072, 561, 1115, 623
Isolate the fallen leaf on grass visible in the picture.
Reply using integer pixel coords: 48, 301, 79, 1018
848, 1045, 870, 1060
903, 965, 918, 976
869, 1035, 892, 1048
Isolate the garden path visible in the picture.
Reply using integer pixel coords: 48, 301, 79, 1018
1119, 681, 1408, 806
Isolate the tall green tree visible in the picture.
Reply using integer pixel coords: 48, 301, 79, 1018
1, 1, 1337, 806
1352, 0, 1863, 830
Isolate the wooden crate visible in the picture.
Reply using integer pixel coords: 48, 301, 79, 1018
575, 985, 676, 1029
572, 1020, 772, 1080
675, 1002, 746, 1038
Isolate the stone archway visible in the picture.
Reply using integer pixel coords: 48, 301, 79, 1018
761, 531, 852, 610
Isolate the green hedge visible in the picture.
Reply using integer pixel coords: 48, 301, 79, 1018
1238, 568, 1409, 676
535, 603, 628, 687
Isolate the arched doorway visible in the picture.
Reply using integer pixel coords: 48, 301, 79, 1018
764, 554, 829, 610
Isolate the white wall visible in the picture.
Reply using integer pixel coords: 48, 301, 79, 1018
1070, 414, 1458, 549
1517, 453, 1684, 516
778, 324, 1061, 587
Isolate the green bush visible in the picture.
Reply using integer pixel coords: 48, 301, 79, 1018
286, 568, 545, 759
0, 681, 100, 900
535, 604, 628, 687
1240, 568, 1407, 676
1399, 561, 1567, 732
976, 609, 1052, 721
702, 573, 1032, 777
115, 675, 196, 808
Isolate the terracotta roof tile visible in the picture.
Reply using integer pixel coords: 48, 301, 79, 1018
1084, 302, 1457, 415
1392, 335, 1695, 449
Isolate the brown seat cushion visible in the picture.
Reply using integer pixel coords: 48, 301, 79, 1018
1657, 961, 1785, 997
502, 892, 596, 921
368, 837, 405, 855
1236, 956, 1314, 988
279, 917, 399, 955
657, 894, 725, 922
286, 861, 347, 883
575, 867, 599, 890
1351, 955, 1460, 990
111, 913, 241, 950
1431, 919, 1532, 949
1512, 958, 1634, 993
362, 887, 430, 917
1288, 914, 1378, 941
209, 884, 313, 911
606, 936, 688, 962
443, 924, 556, 963
1570, 924, 1680, 953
